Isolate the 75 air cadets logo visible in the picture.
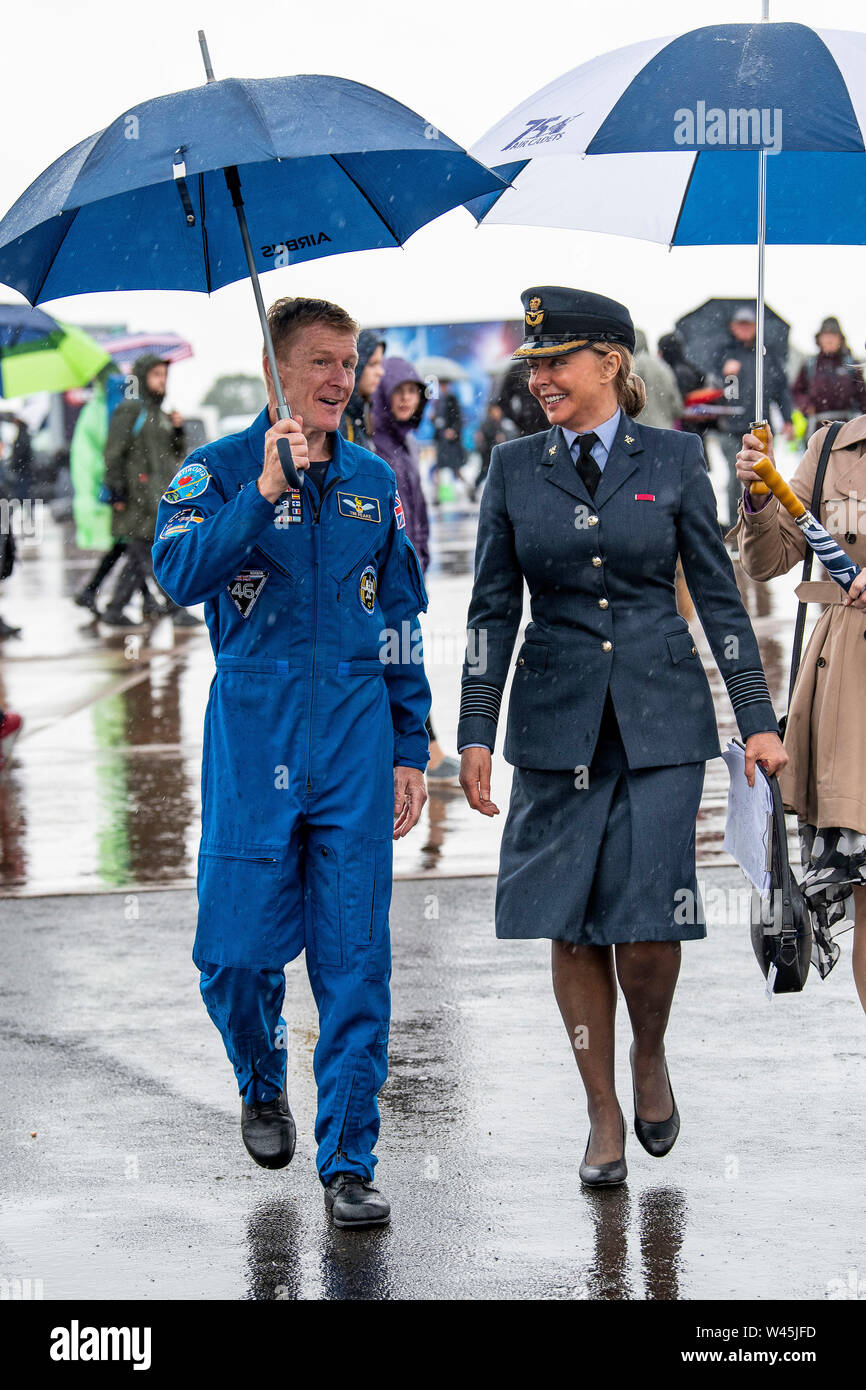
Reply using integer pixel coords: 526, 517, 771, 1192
338, 492, 381, 523
359, 565, 377, 612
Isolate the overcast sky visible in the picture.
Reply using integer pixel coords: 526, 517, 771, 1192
2, 0, 865, 410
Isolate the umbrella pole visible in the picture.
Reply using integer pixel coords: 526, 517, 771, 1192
198, 29, 301, 491
755, 147, 767, 424
749, 0, 772, 494
223, 167, 302, 490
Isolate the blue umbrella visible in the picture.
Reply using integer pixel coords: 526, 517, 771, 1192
468, 12, 866, 431
0, 32, 504, 486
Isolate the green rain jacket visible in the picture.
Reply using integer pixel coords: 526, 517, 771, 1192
103, 355, 188, 542
70, 384, 112, 551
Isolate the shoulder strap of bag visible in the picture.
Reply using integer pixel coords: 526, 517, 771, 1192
786, 421, 844, 706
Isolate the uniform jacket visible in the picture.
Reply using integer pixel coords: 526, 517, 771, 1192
104, 390, 187, 541
458, 414, 779, 771
728, 417, 866, 833
152, 410, 431, 842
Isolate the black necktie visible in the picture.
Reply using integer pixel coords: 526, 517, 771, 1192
574, 431, 601, 498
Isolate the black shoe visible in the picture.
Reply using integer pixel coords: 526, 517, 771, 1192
630, 1044, 680, 1157
241, 1084, 296, 1170
100, 610, 146, 630
323, 1173, 391, 1228
0, 616, 22, 639
579, 1110, 627, 1188
74, 589, 100, 614
171, 609, 204, 628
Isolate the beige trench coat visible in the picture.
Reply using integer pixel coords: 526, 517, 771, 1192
727, 417, 866, 833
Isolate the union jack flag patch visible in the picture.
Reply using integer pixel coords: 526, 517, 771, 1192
394, 489, 406, 529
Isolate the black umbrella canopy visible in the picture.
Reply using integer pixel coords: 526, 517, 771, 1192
675, 299, 790, 380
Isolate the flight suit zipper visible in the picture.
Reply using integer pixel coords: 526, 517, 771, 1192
335, 1072, 357, 1163
305, 476, 341, 791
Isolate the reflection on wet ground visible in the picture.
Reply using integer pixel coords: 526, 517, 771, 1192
1, 503, 813, 895
4, 876, 863, 1300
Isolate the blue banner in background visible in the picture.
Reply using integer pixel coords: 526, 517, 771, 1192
378, 319, 524, 449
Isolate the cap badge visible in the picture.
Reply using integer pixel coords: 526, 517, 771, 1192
525, 295, 545, 329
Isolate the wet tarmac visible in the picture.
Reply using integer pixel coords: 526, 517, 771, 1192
1, 870, 863, 1300
0, 473, 813, 896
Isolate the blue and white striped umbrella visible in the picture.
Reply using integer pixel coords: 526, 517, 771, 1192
469, 18, 866, 430
469, 21, 866, 245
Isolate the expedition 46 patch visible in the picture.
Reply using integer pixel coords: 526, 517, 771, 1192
227, 570, 269, 617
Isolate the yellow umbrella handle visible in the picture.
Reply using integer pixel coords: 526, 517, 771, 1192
747, 419, 771, 496
750, 455, 807, 521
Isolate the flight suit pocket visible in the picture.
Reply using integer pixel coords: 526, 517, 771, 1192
196, 847, 283, 969
401, 537, 428, 614
305, 841, 343, 968
665, 630, 698, 664
344, 838, 392, 981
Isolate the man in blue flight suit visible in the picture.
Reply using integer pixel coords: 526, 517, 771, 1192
152, 297, 431, 1228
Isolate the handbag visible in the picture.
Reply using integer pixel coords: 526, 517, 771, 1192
750, 421, 844, 990
779, 420, 843, 729
749, 764, 812, 993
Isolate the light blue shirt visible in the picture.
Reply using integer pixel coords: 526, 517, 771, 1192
561, 407, 621, 472
458, 407, 622, 754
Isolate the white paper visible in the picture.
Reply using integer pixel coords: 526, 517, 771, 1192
721, 740, 773, 897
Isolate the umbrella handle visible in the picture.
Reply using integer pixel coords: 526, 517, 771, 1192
748, 419, 771, 496
750, 455, 806, 520
276, 435, 303, 491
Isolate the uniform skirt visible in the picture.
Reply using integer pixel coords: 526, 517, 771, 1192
495, 693, 707, 945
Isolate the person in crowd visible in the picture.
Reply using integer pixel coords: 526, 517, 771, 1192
714, 306, 793, 530
458, 285, 786, 1188
152, 295, 430, 1228
371, 356, 460, 785
70, 368, 130, 615
657, 331, 708, 437
6, 419, 34, 501
791, 316, 866, 435
101, 354, 200, 629
0, 707, 23, 773
730, 423, 866, 1012
472, 401, 517, 499
495, 360, 548, 437
0, 467, 20, 640
339, 328, 385, 451
633, 329, 683, 431
431, 377, 465, 500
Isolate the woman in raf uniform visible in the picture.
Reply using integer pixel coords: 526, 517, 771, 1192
458, 287, 788, 1187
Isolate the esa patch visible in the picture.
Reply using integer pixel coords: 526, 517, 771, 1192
158, 506, 205, 539
359, 564, 377, 613
274, 488, 303, 526
337, 491, 381, 523
163, 461, 210, 503
227, 570, 269, 618
394, 489, 406, 530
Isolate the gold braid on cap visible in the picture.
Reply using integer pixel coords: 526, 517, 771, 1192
511, 338, 590, 360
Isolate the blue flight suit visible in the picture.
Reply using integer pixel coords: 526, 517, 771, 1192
152, 408, 431, 1182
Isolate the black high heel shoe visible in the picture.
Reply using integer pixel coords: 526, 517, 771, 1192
579, 1109, 627, 1188
630, 1044, 680, 1157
